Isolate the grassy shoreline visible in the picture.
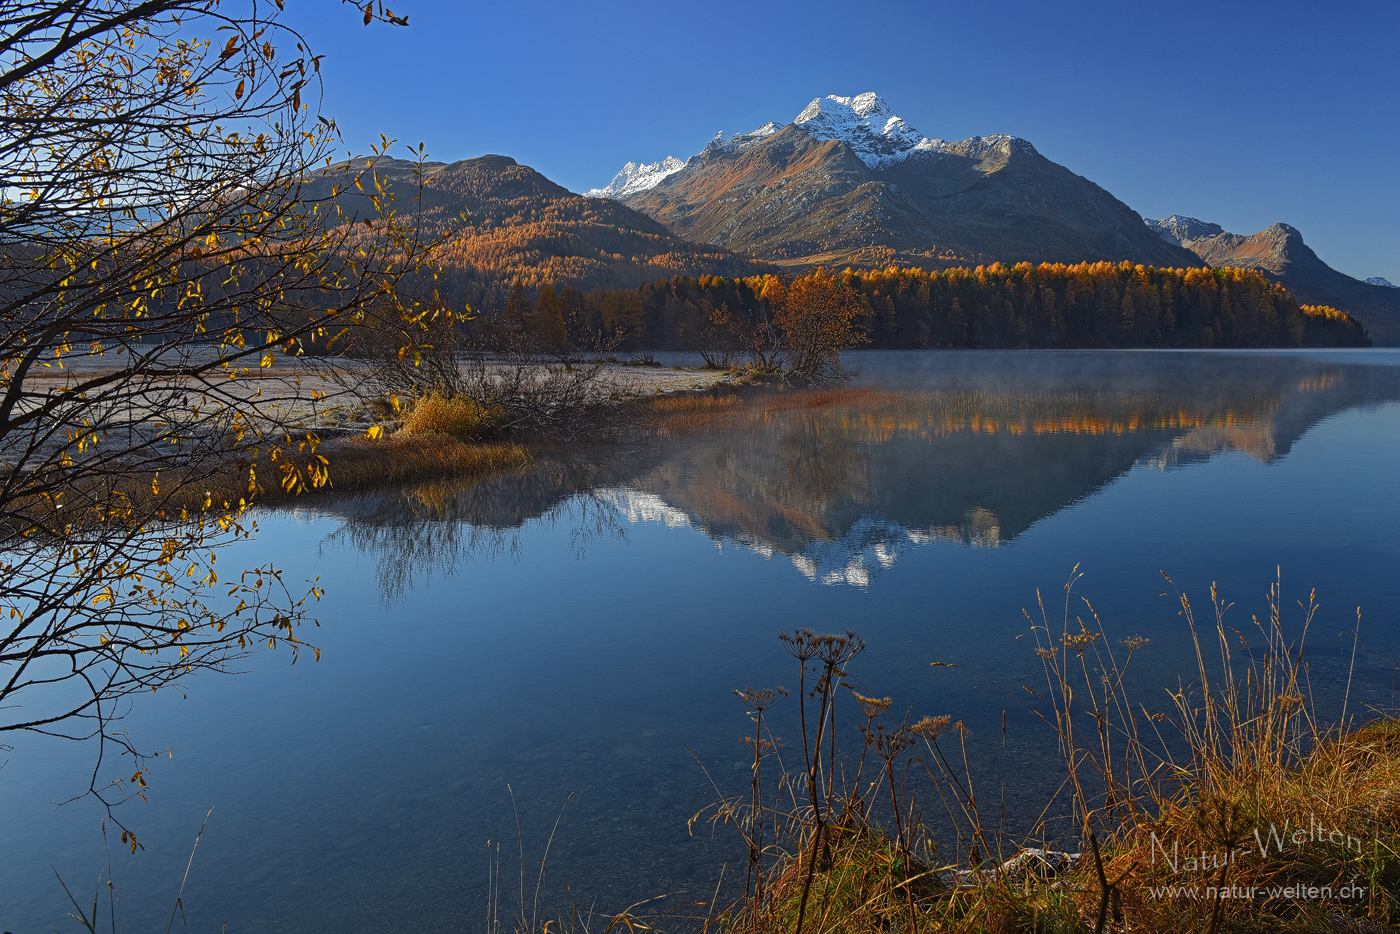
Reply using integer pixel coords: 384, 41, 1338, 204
650, 577, 1398, 934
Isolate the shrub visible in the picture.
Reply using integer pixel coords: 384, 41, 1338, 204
399, 393, 503, 440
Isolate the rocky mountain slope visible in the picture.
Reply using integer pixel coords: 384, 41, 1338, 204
590, 93, 1198, 271
1146, 216, 1400, 343
305, 155, 767, 312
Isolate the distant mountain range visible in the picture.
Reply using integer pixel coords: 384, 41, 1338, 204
303, 155, 766, 310
1144, 215, 1400, 343
303, 96, 1393, 342
588, 93, 1196, 271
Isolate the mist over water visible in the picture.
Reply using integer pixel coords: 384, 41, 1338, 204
3, 350, 1399, 933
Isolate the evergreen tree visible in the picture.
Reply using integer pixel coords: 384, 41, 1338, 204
505, 280, 530, 332
532, 284, 569, 352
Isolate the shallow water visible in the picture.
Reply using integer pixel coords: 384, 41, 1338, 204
3, 350, 1400, 932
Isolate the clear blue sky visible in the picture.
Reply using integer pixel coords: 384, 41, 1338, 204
288, 0, 1399, 282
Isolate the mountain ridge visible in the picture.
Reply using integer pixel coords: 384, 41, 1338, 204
303, 154, 769, 311
604, 93, 1197, 270
1145, 215, 1400, 343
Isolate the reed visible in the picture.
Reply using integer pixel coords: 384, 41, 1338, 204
693, 572, 1397, 934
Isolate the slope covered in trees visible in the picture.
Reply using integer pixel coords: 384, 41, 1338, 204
1148, 218, 1400, 344
302, 155, 769, 315
550, 262, 1369, 351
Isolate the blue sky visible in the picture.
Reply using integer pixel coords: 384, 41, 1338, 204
289, 0, 1398, 281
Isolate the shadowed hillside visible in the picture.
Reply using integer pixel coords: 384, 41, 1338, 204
302, 155, 769, 314
1147, 217, 1400, 344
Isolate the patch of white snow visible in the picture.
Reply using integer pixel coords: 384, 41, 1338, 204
584, 155, 686, 199
794, 93, 1025, 168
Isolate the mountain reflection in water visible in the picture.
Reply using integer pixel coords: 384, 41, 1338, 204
300, 352, 1400, 595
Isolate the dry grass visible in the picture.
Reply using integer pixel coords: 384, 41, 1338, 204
399, 392, 505, 440
312, 434, 529, 493
686, 574, 1400, 934
651, 393, 740, 415
150, 434, 531, 510
649, 391, 742, 434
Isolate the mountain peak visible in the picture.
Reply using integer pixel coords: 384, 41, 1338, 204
585, 156, 686, 199
588, 92, 1035, 195
1139, 215, 1400, 342
1144, 215, 1225, 245
1365, 277, 1398, 288
795, 92, 898, 124
794, 92, 927, 167
704, 122, 781, 154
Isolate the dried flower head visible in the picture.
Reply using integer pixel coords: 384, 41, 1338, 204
779, 628, 821, 662
853, 692, 893, 719
735, 686, 789, 711
1061, 624, 1102, 654
910, 714, 952, 742
874, 723, 913, 759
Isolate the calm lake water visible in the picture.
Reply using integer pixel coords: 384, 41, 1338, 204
4, 350, 1400, 932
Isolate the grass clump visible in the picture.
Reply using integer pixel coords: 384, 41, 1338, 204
399, 392, 505, 441
317, 434, 528, 492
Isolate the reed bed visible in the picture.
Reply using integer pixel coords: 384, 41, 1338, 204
662, 571, 1400, 934
309, 434, 530, 493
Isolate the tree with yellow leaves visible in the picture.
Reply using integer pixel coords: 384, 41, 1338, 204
774, 268, 869, 383
0, 0, 444, 842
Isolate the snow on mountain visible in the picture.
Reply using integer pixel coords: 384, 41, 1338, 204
704, 121, 781, 154
793, 93, 1028, 168
587, 124, 778, 200
793, 93, 926, 166
584, 155, 686, 199
1144, 215, 1225, 245
1365, 276, 1398, 288
587, 92, 1028, 194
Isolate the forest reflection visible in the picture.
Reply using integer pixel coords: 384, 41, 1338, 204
297, 354, 1400, 597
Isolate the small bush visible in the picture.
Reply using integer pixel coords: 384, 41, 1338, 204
399, 393, 503, 440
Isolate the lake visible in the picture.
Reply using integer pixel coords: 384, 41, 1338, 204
3, 350, 1399, 932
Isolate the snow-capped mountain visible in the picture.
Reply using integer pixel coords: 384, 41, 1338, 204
584, 156, 686, 199
704, 121, 781, 154
793, 93, 926, 166
1365, 276, 1397, 288
586, 92, 1030, 198
588, 90, 1196, 273
1144, 215, 1225, 245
